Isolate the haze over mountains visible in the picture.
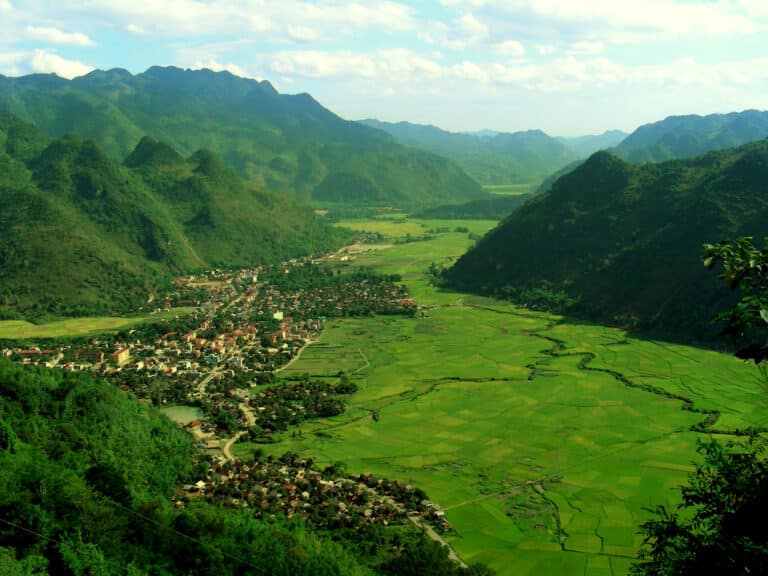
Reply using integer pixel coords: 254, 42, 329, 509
361, 110, 768, 200
360, 118, 626, 186
0, 66, 485, 206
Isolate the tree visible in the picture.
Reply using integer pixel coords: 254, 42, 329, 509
631, 237, 768, 575
631, 439, 768, 576
704, 237, 768, 364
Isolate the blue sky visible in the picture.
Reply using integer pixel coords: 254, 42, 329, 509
1, 0, 767, 136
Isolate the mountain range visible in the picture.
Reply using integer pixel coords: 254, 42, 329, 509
0, 67, 485, 207
445, 139, 768, 341
360, 118, 627, 186
614, 110, 768, 163
0, 112, 347, 317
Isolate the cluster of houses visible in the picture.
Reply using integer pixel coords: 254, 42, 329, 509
244, 379, 352, 436
178, 453, 452, 534
251, 275, 416, 321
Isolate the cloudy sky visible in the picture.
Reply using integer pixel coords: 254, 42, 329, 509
1, 0, 767, 136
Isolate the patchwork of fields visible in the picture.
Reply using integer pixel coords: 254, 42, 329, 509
249, 219, 766, 575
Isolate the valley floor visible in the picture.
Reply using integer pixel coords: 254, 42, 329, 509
3, 217, 764, 575
243, 219, 765, 575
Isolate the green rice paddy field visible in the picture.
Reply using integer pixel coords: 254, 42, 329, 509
0, 307, 197, 339
241, 220, 767, 575
483, 183, 536, 195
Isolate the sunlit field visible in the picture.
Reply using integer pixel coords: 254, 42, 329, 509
0, 307, 197, 340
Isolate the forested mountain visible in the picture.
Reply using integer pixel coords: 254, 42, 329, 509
0, 67, 486, 206
0, 112, 347, 317
614, 110, 768, 163
446, 140, 768, 341
360, 119, 580, 185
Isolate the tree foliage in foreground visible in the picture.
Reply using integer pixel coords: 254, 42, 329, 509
631, 237, 768, 575
631, 439, 768, 576
704, 236, 768, 363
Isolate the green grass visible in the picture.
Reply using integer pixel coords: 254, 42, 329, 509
483, 183, 536, 195
334, 218, 495, 243
0, 307, 196, 339
332, 218, 428, 239
232, 218, 765, 575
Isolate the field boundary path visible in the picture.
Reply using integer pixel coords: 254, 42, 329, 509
409, 516, 466, 568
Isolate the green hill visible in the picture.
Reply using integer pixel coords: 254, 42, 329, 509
614, 110, 768, 163
0, 114, 347, 317
445, 141, 768, 342
360, 119, 581, 186
0, 67, 486, 206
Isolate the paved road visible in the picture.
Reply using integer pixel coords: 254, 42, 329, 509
195, 367, 220, 396
222, 431, 247, 461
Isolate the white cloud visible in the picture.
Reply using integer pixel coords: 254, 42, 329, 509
451, 60, 490, 82
66, 0, 414, 39
458, 12, 488, 38
25, 26, 95, 47
0, 0, 11, 13
536, 44, 557, 55
483, 54, 768, 93
29, 49, 93, 78
494, 39, 525, 57
296, 1, 415, 31
286, 25, 322, 43
440, 0, 765, 42
262, 44, 768, 100
420, 11, 489, 50
738, 0, 768, 18
189, 59, 252, 79
0, 51, 27, 76
125, 23, 145, 35
567, 40, 603, 55
377, 49, 444, 80
270, 51, 378, 79
265, 48, 446, 85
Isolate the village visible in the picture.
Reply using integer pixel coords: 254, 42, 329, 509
2, 257, 415, 393
0, 255, 456, 535
182, 452, 452, 534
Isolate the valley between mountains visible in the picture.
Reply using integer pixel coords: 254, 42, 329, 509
2, 65, 768, 576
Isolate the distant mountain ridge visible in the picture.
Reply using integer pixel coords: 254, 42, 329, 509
0, 66, 486, 206
558, 130, 628, 157
360, 119, 570, 185
360, 118, 626, 187
445, 139, 768, 342
614, 110, 768, 163
0, 112, 347, 317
